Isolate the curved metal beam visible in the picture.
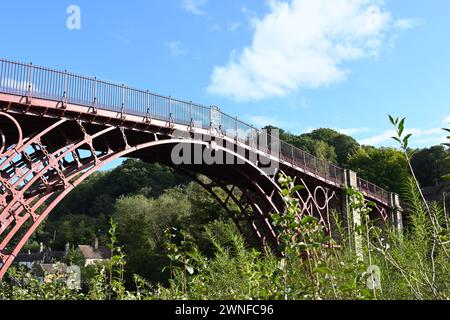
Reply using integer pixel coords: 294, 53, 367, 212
0, 117, 286, 278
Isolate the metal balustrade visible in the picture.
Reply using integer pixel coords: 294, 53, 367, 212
0, 58, 389, 202
357, 177, 390, 204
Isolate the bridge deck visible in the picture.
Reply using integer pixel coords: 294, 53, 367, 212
0, 58, 390, 205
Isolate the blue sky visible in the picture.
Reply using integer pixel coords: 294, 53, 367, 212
1, 0, 449, 151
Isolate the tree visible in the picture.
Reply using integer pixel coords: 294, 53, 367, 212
113, 192, 189, 283
308, 128, 359, 165
332, 134, 360, 165
312, 140, 338, 163
52, 159, 191, 218
277, 127, 358, 165
278, 131, 337, 162
309, 128, 340, 144
411, 146, 450, 187
347, 146, 409, 193
112, 182, 231, 285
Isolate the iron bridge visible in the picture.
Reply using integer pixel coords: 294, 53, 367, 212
0, 58, 403, 278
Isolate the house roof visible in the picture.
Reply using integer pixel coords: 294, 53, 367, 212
78, 245, 111, 260
15, 250, 66, 263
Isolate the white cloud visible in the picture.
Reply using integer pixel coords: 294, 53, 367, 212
207, 0, 416, 102
288, 97, 310, 110
0, 78, 39, 93
443, 115, 450, 124
209, 24, 223, 32
181, 0, 207, 15
119, 35, 132, 46
360, 129, 396, 146
394, 18, 423, 30
248, 115, 287, 128
241, 6, 259, 27
360, 127, 445, 146
165, 41, 189, 57
420, 128, 444, 135
334, 127, 369, 135
414, 136, 448, 145
241, 5, 256, 17
227, 22, 242, 32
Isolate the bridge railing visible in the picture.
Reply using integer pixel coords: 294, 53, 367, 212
0, 58, 386, 201
357, 177, 390, 204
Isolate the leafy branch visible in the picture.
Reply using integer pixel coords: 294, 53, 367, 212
389, 115, 439, 285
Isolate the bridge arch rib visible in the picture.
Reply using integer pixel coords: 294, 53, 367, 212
0, 113, 290, 278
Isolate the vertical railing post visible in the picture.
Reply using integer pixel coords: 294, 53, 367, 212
168, 96, 173, 126
92, 77, 97, 113
121, 84, 125, 119
169, 96, 171, 120
235, 117, 238, 142
145, 90, 151, 123
27, 62, 33, 104
313, 157, 317, 174
218, 109, 223, 136
0, 60, 2, 89
189, 101, 193, 129
291, 146, 294, 165
209, 106, 213, 130
62, 70, 68, 108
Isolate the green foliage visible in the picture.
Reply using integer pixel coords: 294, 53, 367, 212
43, 214, 107, 249
66, 247, 85, 267
411, 146, 450, 187
442, 124, 450, 180
279, 129, 338, 163
266, 126, 359, 166
0, 264, 84, 300
40, 160, 191, 249
348, 146, 409, 193
55, 159, 190, 218
157, 174, 374, 300
332, 134, 360, 165
112, 182, 231, 285
85, 218, 155, 300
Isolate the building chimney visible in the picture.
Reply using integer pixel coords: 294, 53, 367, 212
94, 237, 99, 250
